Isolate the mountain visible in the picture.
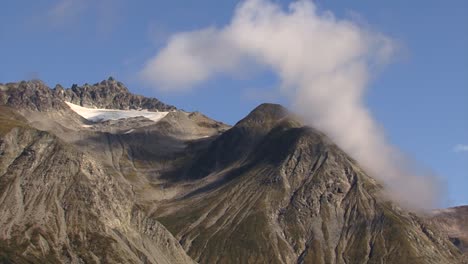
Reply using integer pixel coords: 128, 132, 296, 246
154, 104, 462, 264
0, 108, 194, 263
0, 79, 466, 263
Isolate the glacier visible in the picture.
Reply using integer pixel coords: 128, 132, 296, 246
65, 102, 169, 122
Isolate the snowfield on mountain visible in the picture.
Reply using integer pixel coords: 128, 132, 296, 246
65, 101, 170, 122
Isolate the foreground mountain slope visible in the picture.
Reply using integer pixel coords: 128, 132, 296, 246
0, 106, 195, 263
154, 104, 463, 264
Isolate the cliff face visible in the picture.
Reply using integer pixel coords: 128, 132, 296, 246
0, 79, 465, 264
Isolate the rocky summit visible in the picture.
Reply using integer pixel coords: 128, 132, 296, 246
0, 79, 466, 264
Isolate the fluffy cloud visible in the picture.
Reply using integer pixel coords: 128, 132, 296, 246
140, 0, 441, 210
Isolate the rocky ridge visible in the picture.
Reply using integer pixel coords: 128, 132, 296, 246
55, 77, 176, 111
0, 77, 175, 112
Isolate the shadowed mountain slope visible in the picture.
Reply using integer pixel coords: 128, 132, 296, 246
153, 104, 463, 264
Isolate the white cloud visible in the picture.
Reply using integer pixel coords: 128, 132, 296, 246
140, 27, 246, 90
140, 0, 441, 210
454, 144, 468, 152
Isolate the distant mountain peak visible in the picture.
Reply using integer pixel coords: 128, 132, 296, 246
62, 79, 175, 111
237, 103, 289, 126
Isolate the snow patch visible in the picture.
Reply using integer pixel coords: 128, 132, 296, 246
65, 102, 169, 122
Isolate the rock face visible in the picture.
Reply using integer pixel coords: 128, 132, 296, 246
0, 79, 466, 264
0, 80, 68, 112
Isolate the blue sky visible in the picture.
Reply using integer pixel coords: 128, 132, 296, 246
1, 0, 467, 207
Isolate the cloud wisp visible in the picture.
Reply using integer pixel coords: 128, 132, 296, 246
47, 0, 123, 34
454, 144, 468, 152
140, 0, 440, 210
48, 0, 88, 27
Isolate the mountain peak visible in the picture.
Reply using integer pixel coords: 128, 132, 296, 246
236, 103, 290, 126
71, 78, 130, 94
234, 103, 303, 135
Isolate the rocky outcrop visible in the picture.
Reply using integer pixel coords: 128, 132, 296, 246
0, 80, 68, 112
